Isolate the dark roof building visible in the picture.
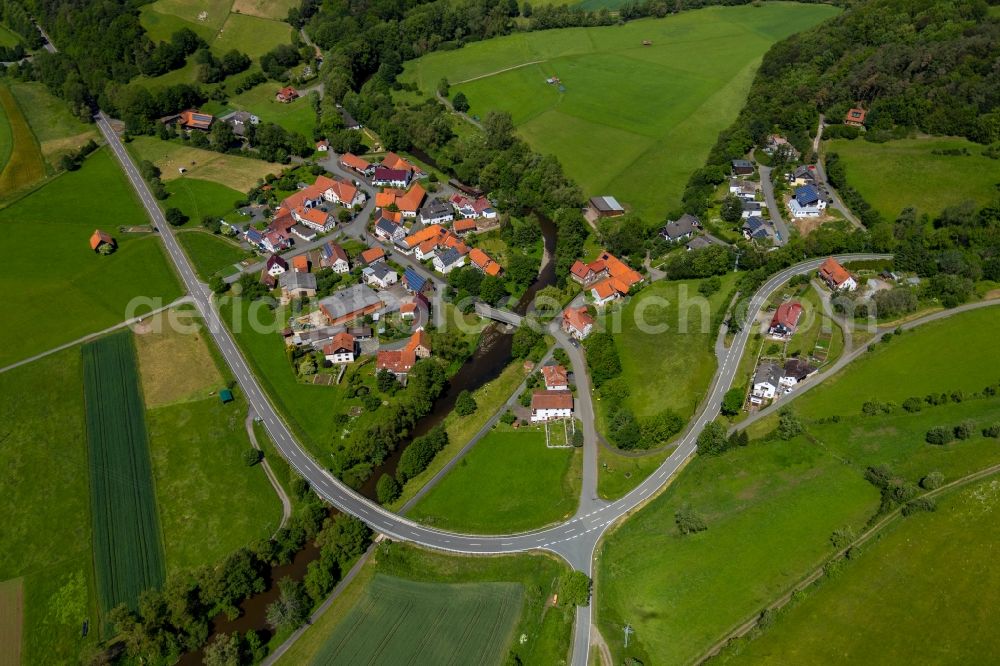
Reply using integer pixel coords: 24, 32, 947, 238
588, 196, 626, 217
660, 213, 700, 241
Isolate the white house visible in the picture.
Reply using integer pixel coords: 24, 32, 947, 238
323, 332, 356, 364
530, 390, 574, 422
320, 242, 350, 274
541, 364, 569, 391
562, 307, 594, 340
432, 247, 465, 274
266, 254, 288, 277
751, 361, 782, 404
363, 263, 398, 289
788, 185, 827, 218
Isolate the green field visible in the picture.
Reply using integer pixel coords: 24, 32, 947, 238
791, 306, 1000, 421
0, 81, 45, 196
311, 575, 522, 665
827, 136, 1000, 220
0, 148, 182, 368
596, 274, 737, 429
0, 350, 99, 663
0, 23, 22, 47
401, 3, 839, 219
140, 0, 232, 42
228, 82, 317, 138
728, 476, 1000, 663
165, 176, 243, 222
596, 306, 1000, 665
82, 332, 165, 614
597, 444, 672, 500
7, 81, 98, 168
409, 428, 581, 533
127, 135, 280, 192
178, 229, 246, 279
278, 544, 575, 665
215, 13, 293, 59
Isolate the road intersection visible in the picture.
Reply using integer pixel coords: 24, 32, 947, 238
97, 112, 891, 664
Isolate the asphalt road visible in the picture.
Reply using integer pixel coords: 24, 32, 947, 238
98, 110, 890, 665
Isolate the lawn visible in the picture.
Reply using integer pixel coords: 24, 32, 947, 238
0, 148, 182, 368
784, 284, 844, 361
826, 136, 1000, 220
7, 81, 98, 168
0, 81, 45, 197
408, 427, 581, 533
597, 444, 672, 500
0, 350, 98, 664
228, 81, 318, 138
401, 3, 839, 220
139, 0, 232, 42
277, 544, 575, 666
177, 229, 248, 280
727, 476, 1000, 663
392, 360, 529, 510
0, 22, 21, 47
165, 176, 243, 223
596, 274, 737, 428
126, 134, 280, 191
82, 332, 165, 615
789, 306, 1000, 421
310, 575, 522, 665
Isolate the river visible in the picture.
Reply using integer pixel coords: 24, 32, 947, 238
179, 213, 557, 662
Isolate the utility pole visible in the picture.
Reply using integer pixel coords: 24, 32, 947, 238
623, 623, 634, 648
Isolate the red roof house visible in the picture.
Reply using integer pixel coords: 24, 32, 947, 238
769, 301, 803, 337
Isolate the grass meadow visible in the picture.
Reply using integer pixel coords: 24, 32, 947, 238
177, 229, 248, 279
827, 137, 1000, 220
0, 350, 99, 663
310, 575, 522, 665
227, 82, 318, 138
595, 274, 737, 430
597, 307, 1000, 665
597, 444, 672, 500
0, 148, 182, 368
409, 427, 581, 533
0, 23, 21, 47
165, 176, 244, 222
82, 332, 165, 614
0, 81, 45, 196
127, 135, 280, 191
278, 544, 575, 666
7, 81, 98, 169
401, 3, 839, 220
726, 476, 1000, 663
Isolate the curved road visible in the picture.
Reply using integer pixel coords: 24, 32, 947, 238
97, 111, 890, 663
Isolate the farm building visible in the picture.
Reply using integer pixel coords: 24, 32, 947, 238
588, 196, 626, 218
531, 390, 574, 422
276, 87, 299, 103
90, 229, 116, 253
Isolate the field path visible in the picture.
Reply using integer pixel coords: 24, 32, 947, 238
245, 412, 292, 533
454, 59, 545, 85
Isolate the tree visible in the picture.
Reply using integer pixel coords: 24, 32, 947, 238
721, 387, 744, 416
203, 633, 241, 666
210, 120, 236, 151
455, 389, 477, 416
437, 77, 450, 98
376, 474, 401, 504
521, 1, 533, 16
920, 471, 944, 490
377, 369, 398, 393
452, 92, 470, 113
303, 552, 339, 603
165, 207, 188, 226
925, 426, 953, 445
696, 421, 729, 455
720, 194, 743, 223
478, 275, 508, 304
698, 275, 722, 297
266, 578, 309, 632
558, 571, 591, 606
571, 427, 584, 447
511, 324, 542, 359
243, 448, 262, 466
675, 505, 707, 534
776, 408, 803, 440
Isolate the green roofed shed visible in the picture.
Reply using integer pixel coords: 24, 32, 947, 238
219, 389, 234, 404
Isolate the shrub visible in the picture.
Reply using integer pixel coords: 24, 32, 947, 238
376, 474, 401, 504
954, 420, 976, 440
776, 409, 803, 440
902, 397, 923, 413
864, 465, 894, 489
362, 393, 382, 412
696, 421, 729, 456
982, 423, 1000, 438
454, 389, 477, 416
830, 526, 856, 549
721, 387, 745, 416
902, 497, 936, 516
571, 428, 584, 448
920, 471, 944, 490
558, 571, 591, 606
243, 448, 262, 466
500, 410, 516, 425
675, 505, 708, 535
925, 426, 954, 445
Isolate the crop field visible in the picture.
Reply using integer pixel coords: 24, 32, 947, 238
82, 332, 165, 613
127, 135, 280, 191
133, 309, 224, 407
0, 82, 45, 196
791, 306, 1000, 421
827, 137, 999, 220
409, 428, 581, 533
165, 176, 243, 223
596, 274, 737, 429
0, 577, 23, 666
729, 476, 1000, 664
0, 148, 182, 368
228, 82, 318, 138
7, 81, 99, 168
311, 575, 522, 665
178, 230, 247, 280
401, 3, 839, 220
0, 350, 98, 662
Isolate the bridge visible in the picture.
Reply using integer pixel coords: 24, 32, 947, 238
474, 302, 524, 327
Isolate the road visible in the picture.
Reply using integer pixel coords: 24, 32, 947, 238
99, 108, 892, 666
756, 163, 790, 245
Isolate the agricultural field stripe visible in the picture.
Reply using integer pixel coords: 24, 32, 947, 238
82, 331, 165, 616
